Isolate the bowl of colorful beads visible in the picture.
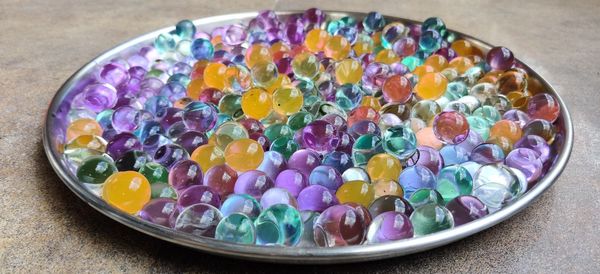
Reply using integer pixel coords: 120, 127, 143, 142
44, 9, 573, 263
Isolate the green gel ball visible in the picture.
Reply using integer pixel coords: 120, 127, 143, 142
436, 165, 473, 203
410, 203, 454, 236
408, 188, 444, 208
215, 213, 256, 244
287, 111, 314, 131
254, 204, 303, 246
270, 137, 299, 159
150, 183, 178, 199
76, 156, 117, 185
139, 162, 169, 184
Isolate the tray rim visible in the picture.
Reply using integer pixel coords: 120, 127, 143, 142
43, 10, 574, 264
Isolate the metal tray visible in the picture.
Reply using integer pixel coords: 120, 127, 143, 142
43, 11, 573, 264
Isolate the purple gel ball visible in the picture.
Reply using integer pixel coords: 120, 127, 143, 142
81, 83, 118, 113
470, 143, 505, 164
486, 46, 515, 71
257, 151, 287, 181
320, 113, 348, 131
348, 120, 381, 139
142, 134, 171, 156
297, 185, 339, 212
503, 109, 531, 128
260, 188, 298, 209
234, 170, 274, 199
182, 102, 218, 133
455, 130, 483, 154
335, 131, 355, 154
99, 63, 129, 87
505, 148, 543, 183
514, 135, 551, 164
406, 146, 444, 175
366, 211, 413, 243
106, 132, 142, 160
275, 169, 308, 197
157, 107, 184, 129
398, 165, 436, 199
302, 120, 340, 153
287, 149, 322, 178
153, 144, 189, 169
177, 185, 221, 210
309, 165, 344, 191
112, 106, 141, 133
302, 8, 326, 26
176, 131, 208, 154
168, 160, 203, 191
446, 195, 488, 226
138, 198, 177, 227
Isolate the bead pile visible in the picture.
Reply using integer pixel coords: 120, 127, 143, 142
62, 9, 561, 247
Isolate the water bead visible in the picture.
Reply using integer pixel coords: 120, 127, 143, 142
382, 125, 417, 160
497, 71, 526, 94
489, 119, 522, 143
366, 153, 402, 182
234, 170, 274, 199
224, 138, 264, 172
445, 195, 488, 226
270, 137, 299, 159
106, 132, 141, 160
181, 101, 217, 133
177, 184, 221, 210
115, 150, 151, 172
251, 61, 279, 87
245, 44, 273, 68
527, 93, 560, 123
76, 156, 117, 185
407, 146, 444, 175
174, 203, 222, 237
335, 180, 375, 207
102, 171, 151, 214
190, 144, 225, 173
314, 204, 368, 246
439, 144, 470, 165
254, 204, 303, 246
139, 198, 177, 227
367, 211, 413, 243
409, 203, 454, 236
523, 119, 556, 143
66, 118, 104, 143
414, 72, 447, 100
334, 58, 363, 85
154, 33, 176, 53
399, 165, 436, 199
263, 123, 294, 142
473, 105, 502, 126
305, 29, 330, 53
291, 52, 320, 80
381, 22, 407, 49
514, 135, 551, 164
203, 62, 228, 90
324, 35, 351, 61
474, 164, 522, 197
309, 165, 344, 191
342, 167, 371, 183
471, 143, 505, 164
302, 120, 340, 153
486, 46, 514, 71
273, 86, 304, 115
505, 148, 543, 183
335, 84, 363, 111
436, 165, 473, 203
352, 134, 384, 167
191, 38, 214, 60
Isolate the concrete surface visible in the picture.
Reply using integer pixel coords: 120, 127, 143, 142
1, 0, 599, 272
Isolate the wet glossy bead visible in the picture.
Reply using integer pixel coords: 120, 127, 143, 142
352, 134, 384, 167
177, 184, 221, 209
234, 170, 273, 199
182, 101, 218, 132
407, 146, 444, 175
436, 165, 473, 203
382, 126, 417, 160
490, 119, 522, 144
287, 149, 322, 178
486, 46, 514, 71
76, 156, 117, 185
304, 29, 330, 53
367, 211, 413, 243
214, 121, 249, 149
215, 213, 256, 244
335, 58, 363, 85
115, 150, 150, 172
260, 187, 298, 209
224, 138, 264, 172
309, 165, 344, 191
505, 148, 543, 183
382, 74, 412, 103
446, 195, 488, 226
470, 143, 505, 164
324, 35, 351, 61
102, 171, 151, 214
527, 93, 561, 123
106, 132, 141, 160
433, 111, 470, 144
153, 144, 189, 169
297, 185, 339, 212
399, 165, 436, 199
335, 180, 375, 207
273, 87, 304, 115
302, 120, 340, 153
292, 52, 320, 80
251, 61, 278, 87
66, 118, 104, 142
414, 72, 447, 100
174, 203, 222, 237
245, 44, 273, 69
220, 193, 261, 220
335, 84, 363, 111
313, 204, 368, 247
523, 119, 556, 143
168, 160, 202, 191
241, 88, 273, 120
138, 198, 177, 227
191, 38, 214, 60
254, 204, 303, 246
190, 144, 225, 173
274, 169, 307, 198
514, 135, 551, 164
474, 164, 522, 198
256, 150, 287, 181
368, 195, 413, 217
342, 167, 371, 183
366, 153, 402, 181
409, 204, 454, 236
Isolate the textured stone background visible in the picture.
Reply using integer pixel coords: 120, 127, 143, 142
1, 0, 599, 272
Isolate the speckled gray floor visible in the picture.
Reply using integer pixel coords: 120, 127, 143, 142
1, 0, 599, 272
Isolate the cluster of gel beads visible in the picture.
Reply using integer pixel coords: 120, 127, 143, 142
62, 9, 561, 247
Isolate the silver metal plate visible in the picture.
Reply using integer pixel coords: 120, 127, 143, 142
43, 11, 573, 264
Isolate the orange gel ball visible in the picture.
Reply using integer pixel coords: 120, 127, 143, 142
102, 171, 151, 214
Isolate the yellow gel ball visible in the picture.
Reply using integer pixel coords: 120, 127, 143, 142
414, 72, 448, 100
335, 180, 375, 207
374, 49, 400, 64
361, 96, 382, 111
102, 171, 151, 214
270, 41, 291, 56
66, 118, 103, 142
451, 39, 474, 57
241, 88, 273, 119
412, 65, 436, 79
448, 56, 474, 74
372, 179, 404, 199
353, 34, 374, 56
324, 35, 351, 61
272, 87, 304, 115
335, 58, 363, 85
366, 153, 403, 181
304, 29, 330, 53
191, 144, 225, 173
424, 54, 448, 72
245, 44, 273, 68
224, 138, 265, 172
186, 78, 206, 99
265, 74, 291, 94
203, 62, 227, 90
